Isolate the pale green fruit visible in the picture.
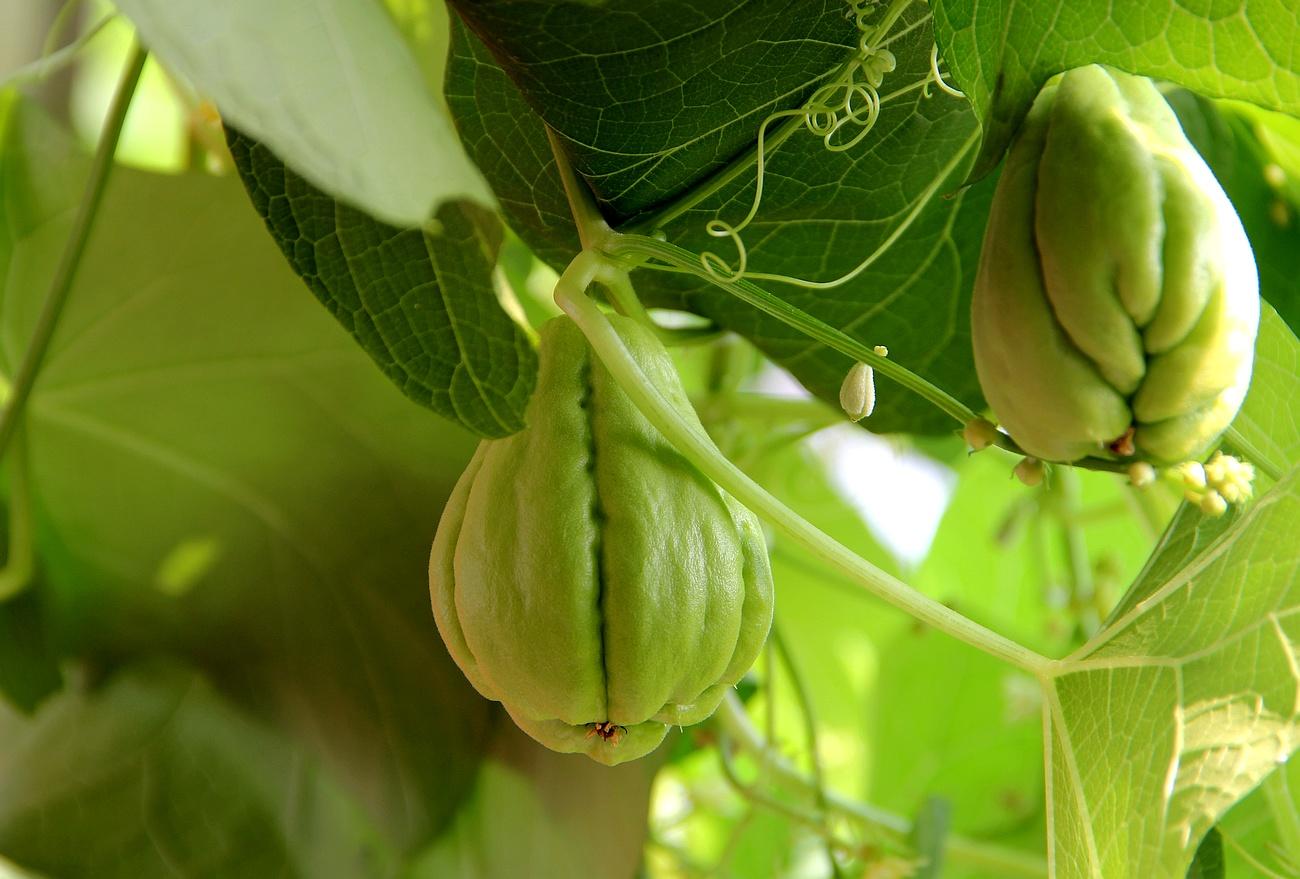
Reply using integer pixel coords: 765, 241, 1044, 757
430, 314, 774, 766
972, 65, 1259, 464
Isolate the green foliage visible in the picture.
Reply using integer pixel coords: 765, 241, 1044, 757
5, 0, 1300, 877
227, 129, 537, 438
446, 9, 996, 435
0, 663, 394, 878
1044, 467, 1300, 877
0, 93, 651, 875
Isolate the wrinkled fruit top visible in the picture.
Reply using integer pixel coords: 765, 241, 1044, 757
430, 314, 774, 765
972, 64, 1259, 464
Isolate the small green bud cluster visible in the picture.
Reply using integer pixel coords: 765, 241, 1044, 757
1166, 452, 1255, 516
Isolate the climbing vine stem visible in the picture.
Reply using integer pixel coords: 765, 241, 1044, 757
0, 41, 147, 466
554, 251, 1053, 677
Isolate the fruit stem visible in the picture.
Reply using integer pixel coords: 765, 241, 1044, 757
554, 252, 1054, 678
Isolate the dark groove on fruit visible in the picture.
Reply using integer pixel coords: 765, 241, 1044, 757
580, 350, 613, 728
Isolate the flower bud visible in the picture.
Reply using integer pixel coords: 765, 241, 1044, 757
840, 361, 876, 422
962, 418, 999, 452
1014, 457, 1045, 487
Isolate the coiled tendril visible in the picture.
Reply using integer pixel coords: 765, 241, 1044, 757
698, 0, 965, 287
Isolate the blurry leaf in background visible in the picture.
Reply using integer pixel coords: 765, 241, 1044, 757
1185, 828, 1225, 879
227, 128, 538, 439
0, 662, 395, 879
0, 88, 491, 851
1171, 93, 1300, 337
111, 0, 490, 225
931, 0, 1300, 177
412, 719, 658, 879
0, 584, 61, 714
1216, 759, 1300, 878
871, 632, 1042, 840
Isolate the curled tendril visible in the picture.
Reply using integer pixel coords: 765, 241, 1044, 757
699, 0, 962, 285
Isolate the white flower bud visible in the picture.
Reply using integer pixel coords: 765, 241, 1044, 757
839, 361, 875, 422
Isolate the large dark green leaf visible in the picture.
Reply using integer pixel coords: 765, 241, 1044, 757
931, 0, 1300, 176
450, 0, 859, 222
0, 94, 490, 850
447, 5, 996, 433
227, 129, 537, 438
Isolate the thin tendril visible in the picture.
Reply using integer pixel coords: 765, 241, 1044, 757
696, 0, 965, 288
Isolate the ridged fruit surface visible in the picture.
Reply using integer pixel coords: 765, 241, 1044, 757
430, 314, 773, 765
972, 64, 1259, 464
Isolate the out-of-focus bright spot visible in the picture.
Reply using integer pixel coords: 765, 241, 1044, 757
650, 772, 692, 841
1002, 672, 1042, 724
749, 361, 812, 399
648, 309, 712, 329
154, 536, 221, 596
750, 363, 954, 567
523, 259, 560, 316
0, 854, 44, 879
71, 3, 187, 172
808, 424, 955, 568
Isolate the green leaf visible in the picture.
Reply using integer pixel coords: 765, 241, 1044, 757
448, 5, 996, 433
444, 21, 580, 272
931, 0, 1300, 177
1185, 828, 1225, 879
226, 129, 537, 439
0, 96, 491, 849
411, 720, 658, 879
112, 0, 490, 225
1043, 466, 1300, 878
0, 663, 394, 879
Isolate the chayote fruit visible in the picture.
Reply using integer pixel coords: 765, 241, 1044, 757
430, 314, 774, 765
971, 65, 1259, 464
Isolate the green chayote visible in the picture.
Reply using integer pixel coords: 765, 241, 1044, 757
972, 65, 1259, 464
430, 314, 774, 765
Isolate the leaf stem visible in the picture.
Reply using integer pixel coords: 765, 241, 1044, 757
553, 254, 1053, 677
714, 694, 1050, 878
0, 41, 147, 466
600, 232, 1132, 476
